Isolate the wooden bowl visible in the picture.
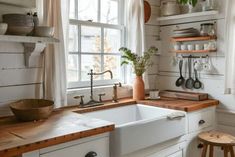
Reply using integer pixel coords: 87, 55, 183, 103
10, 99, 54, 122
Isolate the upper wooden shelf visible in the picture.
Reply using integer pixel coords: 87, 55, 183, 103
171, 36, 217, 42
157, 10, 219, 21
0, 35, 59, 44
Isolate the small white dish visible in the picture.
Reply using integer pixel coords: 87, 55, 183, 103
147, 96, 161, 100
181, 45, 187, 50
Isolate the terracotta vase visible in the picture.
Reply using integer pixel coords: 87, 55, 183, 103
133, 76, 145, 100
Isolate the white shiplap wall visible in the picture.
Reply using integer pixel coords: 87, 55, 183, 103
145, 0, 161, 90
0, 6, 42, 117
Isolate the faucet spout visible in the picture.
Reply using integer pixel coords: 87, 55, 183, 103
92, 70, 113, 79
85, 69, 113, 107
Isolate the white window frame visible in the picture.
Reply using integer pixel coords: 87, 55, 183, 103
68, 0, 126, 89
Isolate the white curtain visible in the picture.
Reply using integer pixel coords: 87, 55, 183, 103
224, 0, 235, 94
43, 0, 69, 107
126, 0, 150, 90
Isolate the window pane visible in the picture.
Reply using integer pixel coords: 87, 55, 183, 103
81, 55, 101, 81
68, 54, 79, 82
81, 26, 101, 53
69, 0, 76, 19
69, 25, 78, 52
78, 0, 98, 22
104, 29, 121, 53
104, 55, 121, 79
101, 0, 118, 24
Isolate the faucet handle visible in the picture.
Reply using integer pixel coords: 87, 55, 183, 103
98, 93, 106, 102
114, 82, 122, 87
74, 95, 84, 106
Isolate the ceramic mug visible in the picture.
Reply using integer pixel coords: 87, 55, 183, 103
149, 90, 160, 99
174, 44, 181, 50
194, 58, 203, 71
195, 44, 203, 50
203, 56, 212, 72
187, 44, 195, 51
181, 44, 187, 50
204, 43, 209, 50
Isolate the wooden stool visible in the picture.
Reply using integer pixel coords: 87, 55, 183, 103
198, 131, 235, 157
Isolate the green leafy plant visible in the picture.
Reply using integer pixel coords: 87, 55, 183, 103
119, 47, 158, 76
178, 0, 198, 7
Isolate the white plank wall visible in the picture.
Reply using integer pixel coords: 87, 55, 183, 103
145, 0, 161, 90
0, 6, 42, 117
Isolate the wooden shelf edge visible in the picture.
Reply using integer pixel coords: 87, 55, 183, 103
173, 49, 217, 53
0, 35, 59, 43
157, 10, 219, 21
171, 36, 217, 42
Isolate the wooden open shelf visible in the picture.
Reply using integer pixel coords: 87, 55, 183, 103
173, 49, 217, 53
171, 36, 217, 42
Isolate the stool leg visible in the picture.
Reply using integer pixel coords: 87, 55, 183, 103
224, 147, 229, 157
229, 146, 234, 157
209, 145, 214, 157
202, 144, 208, 157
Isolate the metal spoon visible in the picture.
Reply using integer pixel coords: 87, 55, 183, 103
175, 60, 185, 87
193, 69, 202, 89
185, 56, 194, 89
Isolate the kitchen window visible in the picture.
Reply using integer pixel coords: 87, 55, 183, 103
68, 0, 125, 89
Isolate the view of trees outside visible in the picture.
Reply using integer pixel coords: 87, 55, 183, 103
68, 0, 121, 83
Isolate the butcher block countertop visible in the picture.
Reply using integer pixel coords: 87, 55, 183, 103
0, 97, 219, 157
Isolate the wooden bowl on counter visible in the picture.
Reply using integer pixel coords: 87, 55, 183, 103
10, 99, 54, 122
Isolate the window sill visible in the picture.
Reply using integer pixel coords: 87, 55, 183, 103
67, 84, 132, 94
67, 84, 133, 105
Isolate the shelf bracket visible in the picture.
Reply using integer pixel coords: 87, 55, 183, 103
23, 43, 46, 67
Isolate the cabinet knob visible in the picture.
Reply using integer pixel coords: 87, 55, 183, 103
197, 143, 204, 149
85, 151, 97, 157
199, 120, 206, 125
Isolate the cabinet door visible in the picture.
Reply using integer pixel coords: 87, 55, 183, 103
40, 137, 109, 157
167, 151, 183, 157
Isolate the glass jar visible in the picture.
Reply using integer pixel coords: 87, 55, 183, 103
200, 23, 215, 37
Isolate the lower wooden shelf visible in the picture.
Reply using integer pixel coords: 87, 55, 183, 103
173, 49, 217, 53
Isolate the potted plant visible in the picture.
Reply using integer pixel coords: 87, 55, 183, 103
119, 47, 158, 100
177, 0, 198, 13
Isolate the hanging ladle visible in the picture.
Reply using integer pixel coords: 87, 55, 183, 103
193, 69, 202, 89
185, 56, 194, 89
175, 59, 185, 87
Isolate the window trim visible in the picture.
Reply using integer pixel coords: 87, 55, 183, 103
68, 0, 126, 89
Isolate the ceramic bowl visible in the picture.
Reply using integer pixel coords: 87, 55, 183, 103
0, 23, 8, 35
34, 26, 55, 37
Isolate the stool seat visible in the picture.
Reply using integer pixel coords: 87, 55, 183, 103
198, 131, 235, 157
199, 131, 235, 146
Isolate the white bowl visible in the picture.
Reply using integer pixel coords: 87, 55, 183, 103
0, 23, 8, 35
34, 26, 54, 37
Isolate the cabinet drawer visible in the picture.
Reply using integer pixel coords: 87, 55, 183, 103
40, 137, 109, 157
167, 150, 183, 157
188, 109, 214, 133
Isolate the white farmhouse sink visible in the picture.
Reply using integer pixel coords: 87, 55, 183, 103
83, 104, 187, 157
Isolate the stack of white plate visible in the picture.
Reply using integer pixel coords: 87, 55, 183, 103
173, 28, 200, 38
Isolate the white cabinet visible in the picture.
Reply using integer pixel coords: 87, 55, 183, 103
167, 151, 183, 157
40, 136, 109, 157
23, 134, 109, 157
185, 107, 216, 157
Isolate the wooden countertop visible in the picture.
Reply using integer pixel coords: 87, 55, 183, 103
138, 97, 219, 112
0, 97, 219, 157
